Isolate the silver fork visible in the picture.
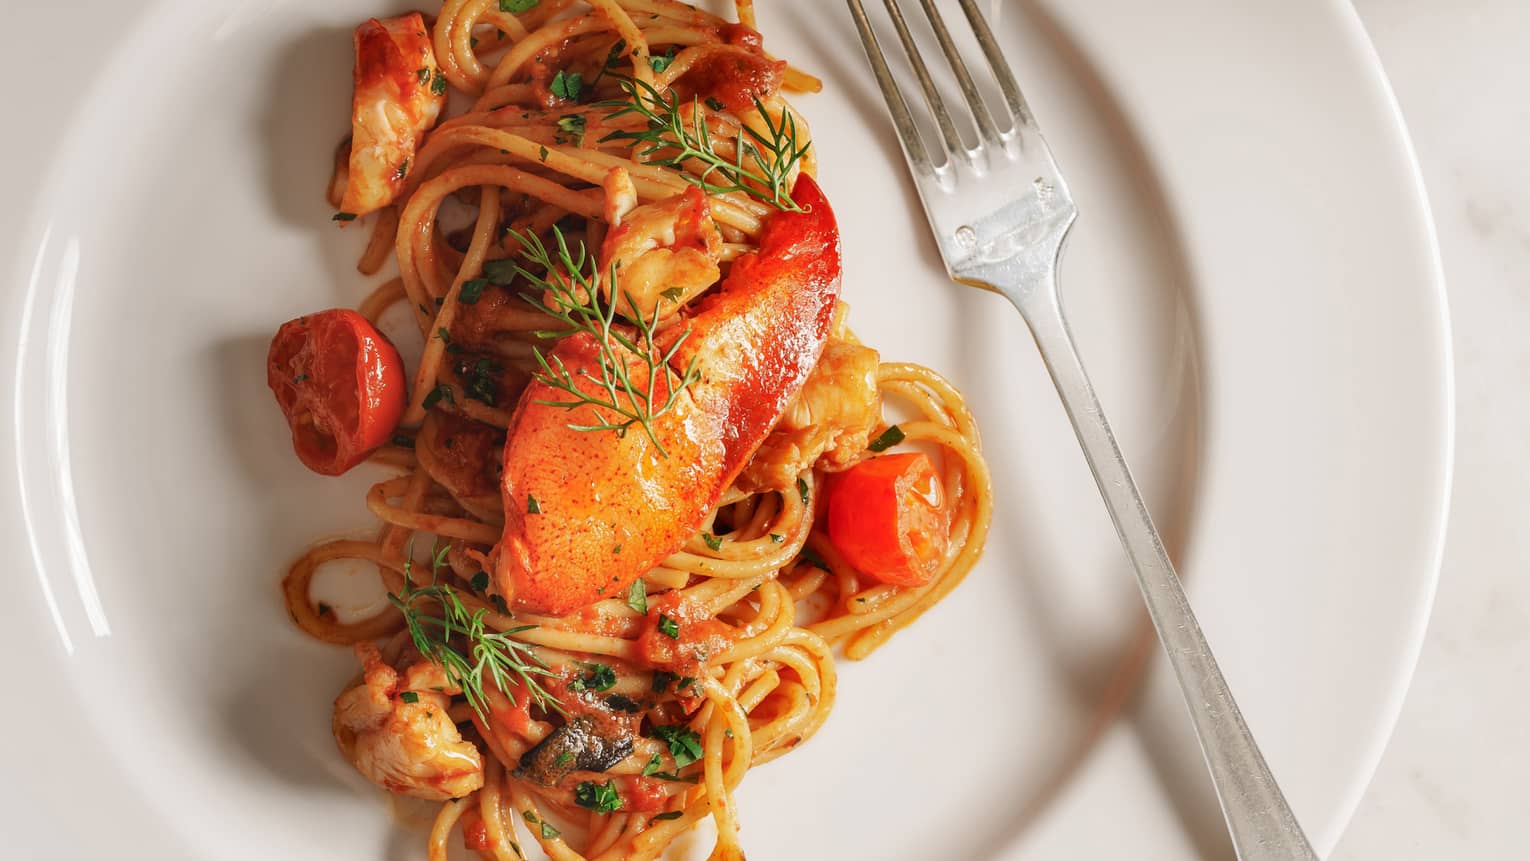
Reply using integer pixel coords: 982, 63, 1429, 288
845, 2, 1319, 858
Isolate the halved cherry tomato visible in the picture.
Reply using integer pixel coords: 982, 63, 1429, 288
267, 309, 405, 475
825, 452, 951, 587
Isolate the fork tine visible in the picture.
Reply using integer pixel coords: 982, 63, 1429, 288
845, 0, 935, 173
879, 0, 968, 162
956, 0, 1037, 133
913, 0, 1001, 146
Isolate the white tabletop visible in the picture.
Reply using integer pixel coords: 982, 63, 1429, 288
1334, 1, 1526, 857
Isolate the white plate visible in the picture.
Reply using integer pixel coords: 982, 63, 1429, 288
0, 0, 1449, 858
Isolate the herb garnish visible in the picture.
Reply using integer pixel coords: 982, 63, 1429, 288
550, 70, 583, 102
656, 614, 680, 639
470, 571, 490, 592
555, 114, 587, 146
867, 424, 905, 452
570, 662, 616, 693
600, 77, 810, 212
796, 476, 810, 506
388, 544, 561, 721
459, 278, 488, 304
522, 810, 561, 839
332, 212, 357, 222
574, 780, 622, 813
504, 227, 702, 455
651, 811, 684, 822
651, 724, 703, 767
648, 47, 676, 73
500, 0, 539, 11
527, 493, 541, 514
430, 68, 448, 96
399, 691, 420, 704
702, 532, 723, 551
626, 578, 648, 613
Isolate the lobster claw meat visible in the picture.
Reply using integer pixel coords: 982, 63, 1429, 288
494, 175, 841, 615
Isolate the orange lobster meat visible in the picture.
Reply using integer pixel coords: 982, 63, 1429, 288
494, 175, 841, 615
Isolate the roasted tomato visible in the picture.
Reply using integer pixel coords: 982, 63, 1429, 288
267, 309, 405, 475
825, 452, 951, 587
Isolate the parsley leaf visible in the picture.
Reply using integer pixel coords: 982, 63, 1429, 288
500, 0, 539, 11
649, 47, 676, 73
650, 724, 703, 767
574, 780, 622, 813
430, 68, 448, 96
796, 476, 810, 505
527, 493, 541, 514
482, 257, 518, 284
570, 662, 616, 692
470, 571, 490, 592
704, 96, 727, 112
331, 212, 357, 222
702, 532, 723, 551
657, 614, 680, 639
626, 579, 647, 614
769, 533, 784, 543
867, 425, 906, 452
400, 691, 419, 704
550, 70, 583, 102
651, 811, 684, 822
652, 670, 675, 692
416, 68, 430, 85
555, 114, 587, 146
459, 278, 488, 304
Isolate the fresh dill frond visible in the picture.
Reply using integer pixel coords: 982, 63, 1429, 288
388, 543, 563, 720
498, 227, 701, 456
599, 77, 810, 212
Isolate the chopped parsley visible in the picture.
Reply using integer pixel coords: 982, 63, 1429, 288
500, 0, 539, 11
702, 532, 723, 551
769, 533, 784, 543
430, 68, 448, 96
797, 476, 810, 505
704, 96, 727, 112
641, 752, 663, 776
626, 579, 648, 614
482, 257, 518, 284
394, 158, 409, 180
416, 68, 430, 85
573, 780, 622, 813
649, 47, 677, 73
554, 750, 573, 767
656, 614, 680, 639
331, 211, 357, 222
521, 810, 560, 839
458, 356, 501, 406
867, 424, 906, 452
798, 546, 829, 570
570, 662, 616, 692
550, 70, 583, 101
399, 691, 419, 704
527, 493, 541, 514
422, 385, 454, 409
555, 114, 587, 146
676, 676, 696, 690
436, 326, 452, 344
470, 571, 490, 592
650, 723, 703, 767
660, 286, 685, 302
651, 811, 684, 822
459, 278, 488, 304
652, 670, 676, 692
538, 145, 549, 163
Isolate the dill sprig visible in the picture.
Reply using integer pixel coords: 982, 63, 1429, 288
599, 77, 810, 212
501, 227, 701, 456
388, 544, 563, 720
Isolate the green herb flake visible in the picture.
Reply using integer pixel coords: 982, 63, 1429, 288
652, 670, 675, 693
481, 257, 519, 284
702, 532, 723, 551
677, 676, 695, 690
797, 476, 810, 505
651, 811, 684, 822
459, 278, 488, 304
657, 614, 680, 639
626, 579, 648, 614
769, 533, 784, 543
573, 780, 622, 814
725, 728, 734, 738
527, 493, 541, 514
555, 114, 587, 146
704, 96, 727, 112
641, 752, 663, 776
331, 212, 357, 222
539, 145, 549, 163
394, 158, 409, 180
650, 724, 704, 768
416, 68, 430, 85
430, 68, 448, 96
798, 547, 829, 570
436, 326, 452, 344
648, 47, 677, 73
470, 571, 490, 592
571, 662, 616, 692
400, 691, 420, 704
660, 286, 685, 302
550, 70, 583, 102
867, 424, 906, 452
421, 385, 454, 410
554, 750, 573, 767
500, 0, 539, 11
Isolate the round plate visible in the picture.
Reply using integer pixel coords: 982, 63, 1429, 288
0, 1, 1449, 858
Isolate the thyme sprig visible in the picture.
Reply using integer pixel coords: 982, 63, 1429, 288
388, 544, 563, 720
501, 227, 701, 456
599, 77, 809, 212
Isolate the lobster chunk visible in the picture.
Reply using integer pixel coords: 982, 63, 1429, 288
495, 175, 841, 615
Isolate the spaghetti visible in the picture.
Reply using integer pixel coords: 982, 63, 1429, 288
275, 2, 992, 859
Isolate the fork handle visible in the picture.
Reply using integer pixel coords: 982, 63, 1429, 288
1013, 287, 1319, 861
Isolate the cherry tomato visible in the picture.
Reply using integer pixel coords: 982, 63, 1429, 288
267, 309, 405, 475
825, 452, 951, 587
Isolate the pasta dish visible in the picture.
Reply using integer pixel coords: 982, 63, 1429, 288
266, 1, 991, 858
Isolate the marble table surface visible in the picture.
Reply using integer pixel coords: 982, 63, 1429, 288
1334, 1, 1526, 857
